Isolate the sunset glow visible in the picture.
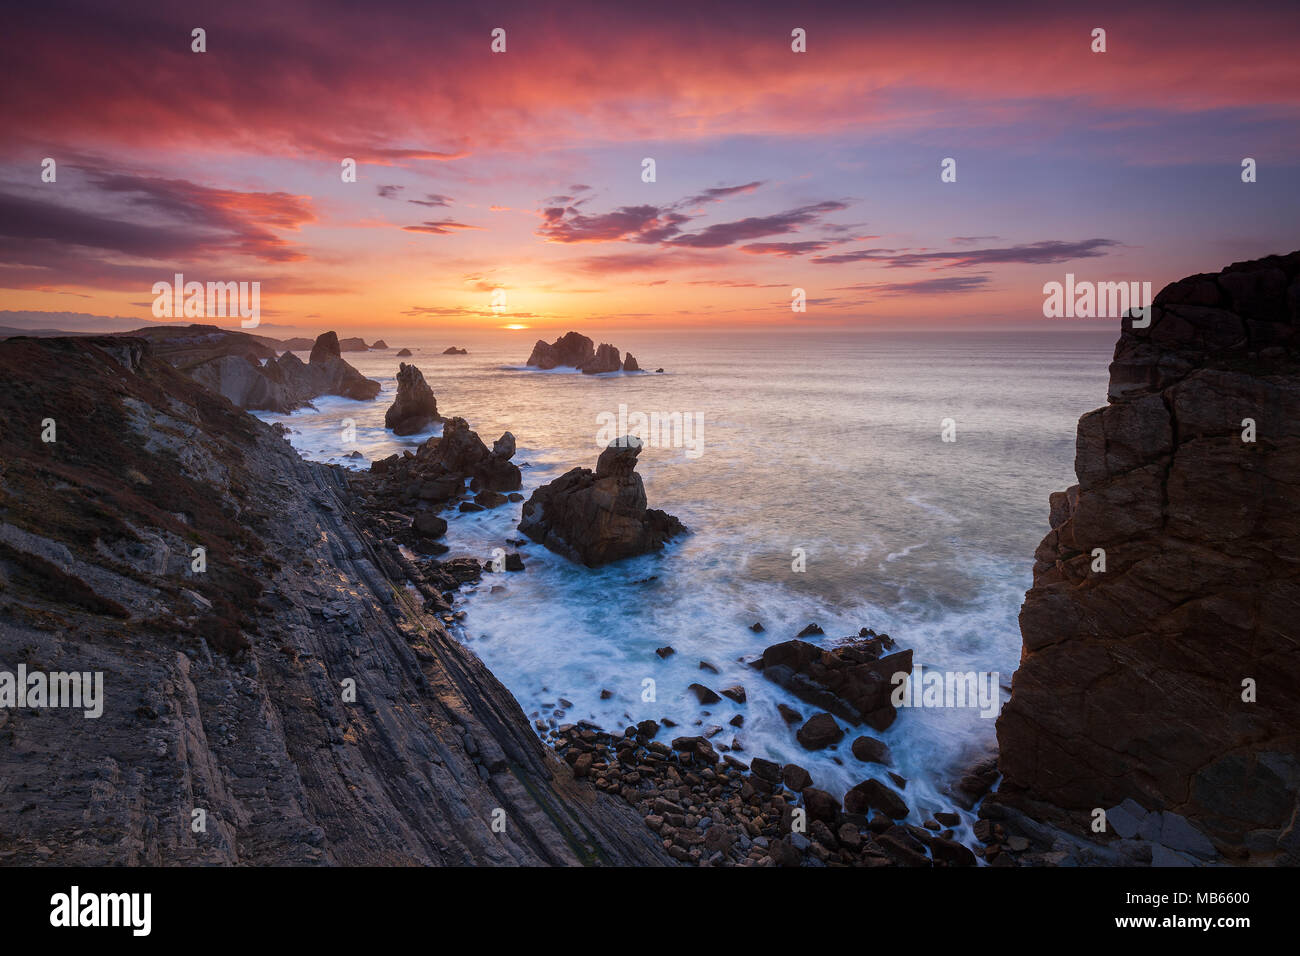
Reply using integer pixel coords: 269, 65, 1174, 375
2, 0, 1297, 338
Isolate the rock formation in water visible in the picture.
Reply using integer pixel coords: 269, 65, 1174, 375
0, 334, 668, 866
995, 250, 1300, 863
371, 339, 388, 349
443, 346, 468, 355
524, 331, 643, 373
365, 418, 522, 548
384, 362, 439, 435
754, 635, 912, 732
518, 437, 687, 567
583, 343, 622, 375
396, 347, 413, 356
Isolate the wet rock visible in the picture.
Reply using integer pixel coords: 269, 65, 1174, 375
782, 764, 812, 791
851, 735, 893, 766
412, 512, 448, 539
801, 787, 840, 824
720, 685, 747, 704
777, 703, 802, 724
756, 639, 913, 731
795, 713, 844, 750
688, 683, 721, 705
844, 778, 909, 819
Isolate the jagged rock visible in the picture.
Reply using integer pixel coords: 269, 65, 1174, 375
526, 331, 595, 369
997, 250, 1300, 856
754, 639, 913, 731
517, 437, 687, 567
582, 343, 622, 374
137, 325, 379, 411
385, 363, 439, 435
623, 352, 641, 372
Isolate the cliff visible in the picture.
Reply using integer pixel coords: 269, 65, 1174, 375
996, 251, 1300, 862
0, 336, 669, 865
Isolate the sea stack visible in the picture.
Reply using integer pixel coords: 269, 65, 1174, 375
524, 331, 641, 373
384, 362, 439, 435
995, 250, 1300, 860
518, 436, 687, 566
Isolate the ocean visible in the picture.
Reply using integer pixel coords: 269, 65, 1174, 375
253, 328, 1115, 833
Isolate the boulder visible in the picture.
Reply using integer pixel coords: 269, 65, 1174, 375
795, 712, 844, 750
781, 763, 813, 791
411, 512, 448, 539
385, 363, 439, 435
851, 735, 893, 766
800, 787, 840, 824
517, 436, 687, 567
688, 683, 721, 705
844, 778, 909, 819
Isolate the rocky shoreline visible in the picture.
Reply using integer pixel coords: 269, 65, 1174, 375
3, 250, 1294, 867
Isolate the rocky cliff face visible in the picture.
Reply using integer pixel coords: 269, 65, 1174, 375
124, 326, 380, 412
0, 336, 668, 865
996, 251, 1300, 862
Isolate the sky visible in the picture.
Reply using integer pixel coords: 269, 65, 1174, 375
1, 0, 1298, 337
